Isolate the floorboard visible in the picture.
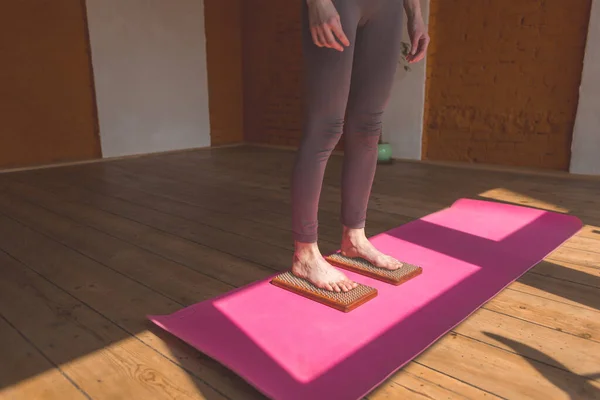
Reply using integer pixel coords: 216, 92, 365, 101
0, 146, 598, 399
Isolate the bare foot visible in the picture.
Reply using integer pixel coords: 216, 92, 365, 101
341, 227, 403, 270
292, 242, 358, 292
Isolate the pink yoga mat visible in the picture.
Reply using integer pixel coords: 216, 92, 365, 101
149, 199, 582, 400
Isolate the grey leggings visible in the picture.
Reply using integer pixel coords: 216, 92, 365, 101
291, 0, 404, 243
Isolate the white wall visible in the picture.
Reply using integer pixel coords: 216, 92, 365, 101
570, 1, 600, 175
382, 0, 429, 160
85, 0, 211, 158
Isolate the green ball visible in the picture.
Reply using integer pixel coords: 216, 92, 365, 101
378, 143, 393, 162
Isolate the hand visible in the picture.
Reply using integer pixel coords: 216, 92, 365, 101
406, 15, 430, 63
307, 0, 350, 52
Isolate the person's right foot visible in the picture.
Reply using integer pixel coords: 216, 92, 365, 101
291, 242, 358, 292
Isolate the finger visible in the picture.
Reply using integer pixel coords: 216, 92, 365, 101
330, 19, 350, 47
310, 27, 323, 47
410, 37, 429, 63
322, 25, 343, 51
316, 27, 329, 48
410, 34, 420, 55
407, 36, 427, 63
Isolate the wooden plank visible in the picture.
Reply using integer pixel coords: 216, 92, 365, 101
512, 273, 600, 313
453, 308, 600, 376
368, 378, 464, 400
485, 289, 600, 343
574, 225, 600, 241
40, 150, 600, 250
57, 172, 599, 287
547, 247, 600, 270
118, 146, 597, 220
14, 165, 595, 289
2, 175, 294, 272
6, 174, 599, 333
147, 145, 599, 247
0, 250, 225, 400
561, 235, 600, 253
1, 181, 270, 288
0, 213, 260, 400
100, 158, 435, 222
151, 148, 600, 231
530, 260, 600, 289
0, 189, 257, 293
417, 333, 600, 400
66, 156, 600, 250
2, 147, 600, 399
63, 160, 599, 294
122, 148, 600, 214
3, 176, 600, 398
16, 169, 344, 250
372, 363, 503, 400
5, 173, 599, 343
0, 314, 88, 400
54, 164, 350, 240
12, 172, 598, 323
0, 192, 233, 305
0, 180, 488, 399
37, 157, 408, 233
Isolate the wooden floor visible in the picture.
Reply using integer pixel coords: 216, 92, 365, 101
0, 145, 598, 400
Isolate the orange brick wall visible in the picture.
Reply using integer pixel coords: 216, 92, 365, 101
423, 0, 591, 170
0, 1, 101, 169
242, 1, 306, 146
205, 0, 244, 146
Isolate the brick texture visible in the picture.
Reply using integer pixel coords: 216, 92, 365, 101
0, 1, 101, 169
205, 0, 244, 146
242, 0, 307, 147
423, 0, 592, 170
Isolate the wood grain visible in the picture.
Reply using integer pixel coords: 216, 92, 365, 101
0, 146, 598, 400
0, 250, 224, 400
0, 312, 88, 400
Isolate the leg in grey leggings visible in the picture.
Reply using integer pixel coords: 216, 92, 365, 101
292, 0, 404, 243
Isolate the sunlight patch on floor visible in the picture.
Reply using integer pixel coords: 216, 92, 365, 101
2, 333, 208, 400
0, 367, 87, 400
478, 188, 569, 213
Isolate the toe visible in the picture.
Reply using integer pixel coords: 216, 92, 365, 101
345, 280, 357, 291
391, 258, 403, 270
324, 282, 335, 292
330, 282, 342, 292
340, 281, 352, 292
381, 255, 401, 270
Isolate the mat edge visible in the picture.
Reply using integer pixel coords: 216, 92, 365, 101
146, 202, 585, 400
147, 316, 280, 400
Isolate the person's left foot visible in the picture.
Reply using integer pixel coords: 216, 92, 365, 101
340, 227, 403, 270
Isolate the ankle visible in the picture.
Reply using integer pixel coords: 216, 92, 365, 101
294, 241, 321, 261
342, 226, 366, 242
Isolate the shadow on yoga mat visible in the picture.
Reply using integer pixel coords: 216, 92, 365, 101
149, 199, 585, 400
